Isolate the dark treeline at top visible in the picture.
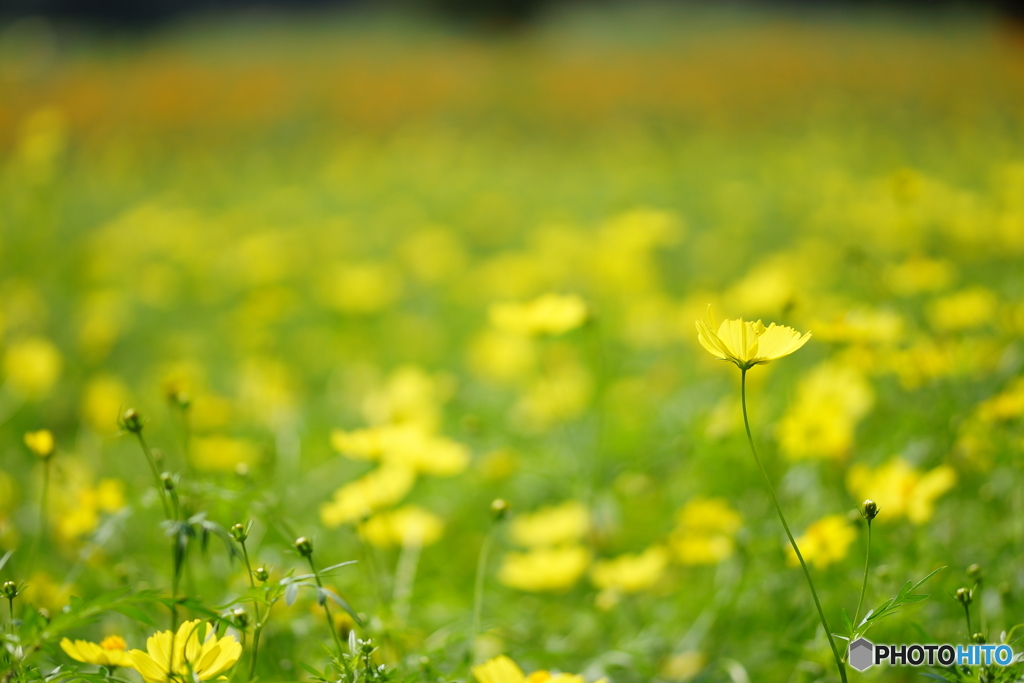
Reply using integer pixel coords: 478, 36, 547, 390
1, 0, 1023, 29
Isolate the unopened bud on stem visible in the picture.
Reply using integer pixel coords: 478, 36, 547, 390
862, 499, 879, 521
121, 408, 144, 434
294, 536, 313, 558
490, 499, 510, 522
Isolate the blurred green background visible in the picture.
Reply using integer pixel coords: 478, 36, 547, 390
1, 4, 1023, 682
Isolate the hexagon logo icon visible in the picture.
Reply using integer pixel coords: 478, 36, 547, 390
848, 638, 874, 672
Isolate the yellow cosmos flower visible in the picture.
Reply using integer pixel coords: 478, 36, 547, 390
847, 457, 956, 524
129, 620, 241, 683
669, 497, 743, 566
591, 545, 668, 593
489, 293, 589, 337
695, 311, 810, 370
509, 501, 590, 547
60, 635, 134, 668
498, 545, 591, 592
787, 515, 856, 569
24, 429, 55, 458
358, 505, 445, 548
472, 655, 606, 683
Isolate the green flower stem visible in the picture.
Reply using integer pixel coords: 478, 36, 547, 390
740, 368, 847, 683
240, 541, 264, 681
470, 527, 494, 664
307, 556, 347, 662
963, 602, 972, 637
28, 456, 51, 574
134, 432, 171, 519
853, 519, 872, 628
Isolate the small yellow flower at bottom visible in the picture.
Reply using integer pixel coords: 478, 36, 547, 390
696, 312, 811, 370
129, 620, 241, 683
24, 429, 55, 458
60, 635, 134, 668
473, 655, 606, 683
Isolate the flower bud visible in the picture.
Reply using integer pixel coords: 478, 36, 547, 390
956, 587, 973, 606
967, 564, 983, 581
862, 499, 879, 521
490, 499, 510, 522
294, 536, 313, 557
973, 633, 986, 644
230, 523, 248, 543
121, 408, 144, 434
231, 607, 249, 629
254, 567, 270, 582
171, 391, 192, 410
161, 472, 175, 491
1, 581, 19, 599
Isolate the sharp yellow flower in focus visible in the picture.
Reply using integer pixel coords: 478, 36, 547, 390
472, 655, 606, 683
61, 635, 134, 668
696, 311, 811, 370
129, 620, 241, 683
787, 515, 856, 569
24, 429, 55, 458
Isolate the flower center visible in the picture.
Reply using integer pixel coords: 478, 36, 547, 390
100, 635, 127, 651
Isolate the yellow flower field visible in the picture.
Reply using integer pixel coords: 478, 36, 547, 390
1, 5, 1023, 682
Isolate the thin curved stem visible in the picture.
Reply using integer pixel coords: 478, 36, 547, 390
740, 368, 847, 683
307, 557, 346, 662
853, 520, 871, 628
134, 433, 171, 519
241, 542, 264, 681
470, 528, 494, 664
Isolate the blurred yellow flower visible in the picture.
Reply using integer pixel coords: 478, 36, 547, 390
358, 505, 444, 548
361, 365, 453, 431
3, 336, 62, 398
776, 363, 874, 461
320, 464, 416, 527
660, 651, 706, 682
886, 255, 956, 295
847, 457, 956, 524
510, 501, 590, 547
591, 546, 669, 593
321, 262, 403, 314
24, 429, 55, 458
513, 361, 593, 430
468, 330, 537, 383
80, 374, 131, 434
129, 620, 241, 683
61, 635, 134, 668
190, 435, 260, 473
696, 314, 810, 370
498, 545, 591, 592
21, 572, 72, 611
787, 515, 856, 569
55, 478, 126, 542
669, 498, 742, 566
927, 287, 998, 332
489, 293, 588, 336
331, 424, 469, 477
473, 654, 606, 683
974, 377, 1024, 422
